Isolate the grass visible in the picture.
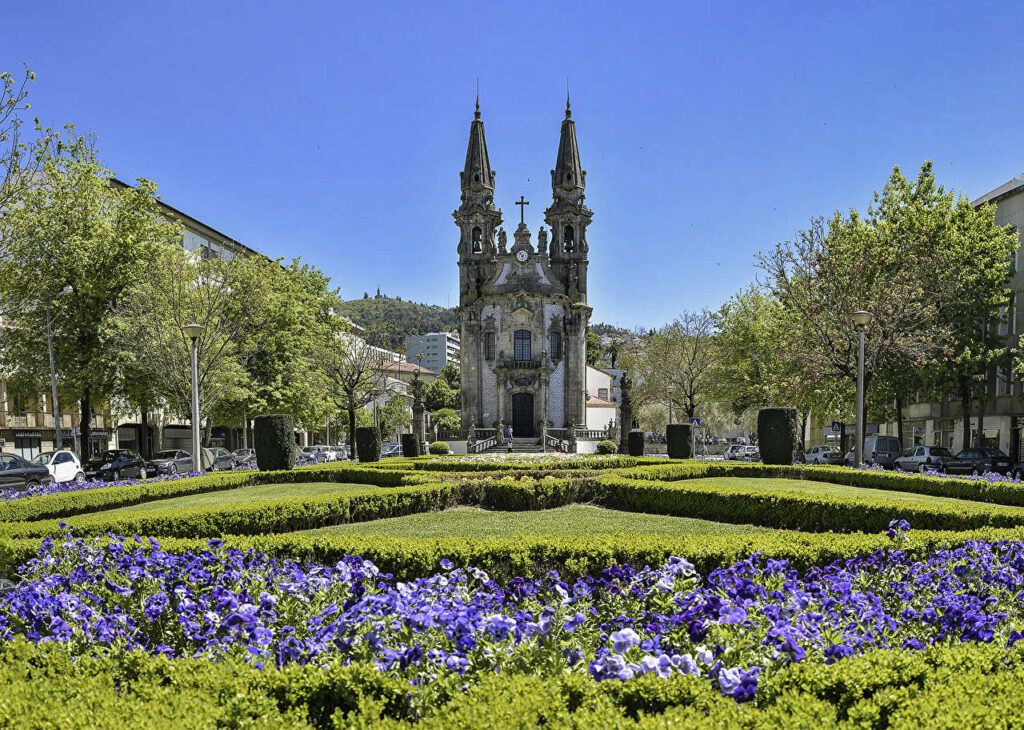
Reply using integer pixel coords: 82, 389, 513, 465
697, 477, 1009, 508
91, 483, 377, 515
298, 504, 772, 539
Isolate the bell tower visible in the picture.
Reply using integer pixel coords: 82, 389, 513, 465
545, 93, 592, 303
454, 97, 503, 306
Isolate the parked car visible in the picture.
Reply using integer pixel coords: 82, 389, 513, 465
803, 445, 845, 466
0, 453, 54, 490
738, 445, 760, 462
894, 446, 953, 473
300, 446, 331, 464
146, 449, 193, 475
232, 448, 255, 467
83, 450, 147, 481
208, 447, 235, 471
844, 436, 902, 468
30, 450, 84, 483
942, 447, 1012, 476
380, 443, 401, 458
725, 444, 748, 460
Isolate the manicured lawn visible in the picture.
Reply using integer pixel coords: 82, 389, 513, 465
93, 482, 376, 515
699, 477, 1007, 508
299, 504, 771, 539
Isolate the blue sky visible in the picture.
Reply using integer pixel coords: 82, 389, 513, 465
5, 1, 1023, 328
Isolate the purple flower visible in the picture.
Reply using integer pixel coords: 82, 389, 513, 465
610, 628, 640, 654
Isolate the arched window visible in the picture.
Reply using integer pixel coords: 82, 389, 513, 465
471, 226, 482, 253
514, 330, 532, 361
563, 225, 574, 253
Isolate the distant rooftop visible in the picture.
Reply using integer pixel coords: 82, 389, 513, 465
973, 173, 1024, 208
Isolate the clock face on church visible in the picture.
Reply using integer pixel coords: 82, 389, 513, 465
515, 250, 528, 262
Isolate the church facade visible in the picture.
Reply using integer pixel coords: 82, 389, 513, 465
455, 98, 593, 438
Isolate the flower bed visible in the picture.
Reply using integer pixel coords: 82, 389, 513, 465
3, 521, 1024, 709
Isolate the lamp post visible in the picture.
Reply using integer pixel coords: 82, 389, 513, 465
183, 323, 204, 472
853, 310, 874, 467
45, 286, 73, 451
667, 385, 676, 425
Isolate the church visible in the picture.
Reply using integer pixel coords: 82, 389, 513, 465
456, 97, 593, 439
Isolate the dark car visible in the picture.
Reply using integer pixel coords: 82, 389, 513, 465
83, 449, 148, 481
208, 447, 235, 471
942, 447, 1012, 476
0, 453, 54, 490
146, 449, 193, 476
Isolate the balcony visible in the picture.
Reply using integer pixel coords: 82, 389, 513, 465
497, 358, 542, 370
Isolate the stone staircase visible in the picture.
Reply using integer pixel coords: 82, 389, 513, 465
482, 437, 543, 454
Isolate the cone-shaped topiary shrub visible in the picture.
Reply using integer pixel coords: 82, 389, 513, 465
401, 433, 420, 458
758, 407, 799, 465
253, 414, 297, 471
429, 441, 451, 455
627, 430, 645, 457
356, 427, 381, 463
666, 423, 692, 459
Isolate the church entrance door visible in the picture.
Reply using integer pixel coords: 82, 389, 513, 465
512, 393, 535, 437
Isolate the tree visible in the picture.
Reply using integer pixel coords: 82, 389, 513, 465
431, 407, 460, 434
586, 329, 604, 366
0, 127, 173, 461
107, 243, 253, 441
756, 162, 1017, 440
0, 66, 37, 245
633, 309, 717, 421
376, 394, 411, 443
439, 361, 460, 390
424, 377, 459, 412
318, 332, 394, 459
606, 338, 622, 369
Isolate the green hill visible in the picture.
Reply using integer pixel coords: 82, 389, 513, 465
337, 295, 458, 352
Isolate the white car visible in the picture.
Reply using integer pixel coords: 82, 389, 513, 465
31, 450, 84, 483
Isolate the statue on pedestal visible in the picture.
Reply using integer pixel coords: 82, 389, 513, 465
618, 371, 633, 455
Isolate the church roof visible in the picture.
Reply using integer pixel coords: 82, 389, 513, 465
461, 98, 494, 192
552, 94, 584, 193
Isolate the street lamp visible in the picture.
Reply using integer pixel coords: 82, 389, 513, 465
183, 323, 204, 472
667, 385, 676, 425
853, 310, 874, 467
46, 286, 73, 451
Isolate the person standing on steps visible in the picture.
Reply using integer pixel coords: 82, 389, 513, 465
506, 424, 514, 453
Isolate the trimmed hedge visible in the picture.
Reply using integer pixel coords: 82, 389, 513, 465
758, 407, 798, 465
429, 441, 451, 455
356, 427, 381, 462
596, 473, 1024, 533
401, 433, 420, 458
2, 627, 1024, 727
620, 460, 1024, 509
666, 424, 692, 459
254, 414, 297, 471
596, 440, 617, 455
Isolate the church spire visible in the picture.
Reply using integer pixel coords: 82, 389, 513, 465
551, 98, 584, 196
461, 98, 494, 195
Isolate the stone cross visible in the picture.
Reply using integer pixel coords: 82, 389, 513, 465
515, 195, 529, 224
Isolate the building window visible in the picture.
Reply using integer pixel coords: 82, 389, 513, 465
514, 330, 532, 361
471, 226, 482, 254
14, 437, 40, 460
598, 388, 609, 400
549, 331, 562, 360
484, 332, 495, 361
563, 225, 575, 253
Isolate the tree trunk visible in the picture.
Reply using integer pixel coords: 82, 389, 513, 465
140, 408, 150, 459
895, 397, 904, 447
79, 389, 91, 463
977, 394, 986, 449
202, 420, 212, 448
348, 405, 357, 459
799, 411, 808, 451
960, 379, 972, 450
242, 405, 248, 450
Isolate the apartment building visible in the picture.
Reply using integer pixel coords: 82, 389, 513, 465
405, 332, 460, 374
